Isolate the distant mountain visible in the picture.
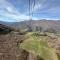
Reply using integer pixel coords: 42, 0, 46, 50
1, 20, 60, 32
0, 21, 15, 26
10, 20, 60, 30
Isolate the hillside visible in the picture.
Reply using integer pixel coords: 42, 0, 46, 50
1, 20, 60, 28
0, 23, 60, 60
3, 20, 60, 33
20, 32, 60, 60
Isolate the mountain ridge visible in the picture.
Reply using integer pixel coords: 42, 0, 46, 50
0, 20, 60, 32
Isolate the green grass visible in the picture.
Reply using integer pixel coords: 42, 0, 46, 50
20, 32, 59, 60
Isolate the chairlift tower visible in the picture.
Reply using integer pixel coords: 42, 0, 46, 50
28, 0, 36, 31
29, 0, 35, 20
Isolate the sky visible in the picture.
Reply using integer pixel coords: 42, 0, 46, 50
0, 0, 60, 22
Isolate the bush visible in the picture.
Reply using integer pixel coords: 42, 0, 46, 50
31, 32, 47, 37
31, 32, 40, 37
0, 28, 12, 34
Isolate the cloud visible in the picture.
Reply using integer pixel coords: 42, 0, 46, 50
31, 0, 60, 14
33, 3, 42, 12
6, 7, 13, 13
0, 0, 60, 22
31, 0, 47, 12
0, 0, 31, 22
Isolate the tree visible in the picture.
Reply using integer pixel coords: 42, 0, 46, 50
36, 26, 39, 31
39, 26, 43, 32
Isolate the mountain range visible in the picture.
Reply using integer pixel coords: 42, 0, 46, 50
0, 20, 60, 32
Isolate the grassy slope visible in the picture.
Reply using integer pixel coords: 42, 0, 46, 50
20, 32, 59, 60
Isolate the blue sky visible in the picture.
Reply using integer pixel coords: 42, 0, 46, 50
0, 0, 60, 22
